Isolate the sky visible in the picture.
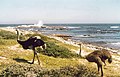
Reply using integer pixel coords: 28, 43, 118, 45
0, 0, 120, 24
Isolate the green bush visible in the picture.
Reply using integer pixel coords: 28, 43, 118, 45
37, 42, 79, 58
0, 64, 98, 77
0, 39, 17, 45
0, 30, 17, 39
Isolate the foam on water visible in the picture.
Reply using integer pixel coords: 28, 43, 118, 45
67, 26, 80, 29
110, 26, 119, 28
110, 42, 120, 45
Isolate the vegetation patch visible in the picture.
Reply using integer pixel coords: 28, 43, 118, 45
0, 64, 98, 77
37, 42, 79, 58
0, 30, 17, 39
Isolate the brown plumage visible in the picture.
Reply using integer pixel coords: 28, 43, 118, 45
86, 49, 112, 77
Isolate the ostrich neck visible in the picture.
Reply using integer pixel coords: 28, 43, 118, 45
16, 30, 24, 45
80, 44, 81, 52
16, 30, 20, 40
17, 34, 23, 45
16, 30, 28, 47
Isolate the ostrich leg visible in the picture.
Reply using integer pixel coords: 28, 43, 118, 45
100, 65, 103, 77
101, 59, 106, 66
97, 64, 103, 77
97, 64, 100, 73
79, 44, 81, 56
35, 52, 40, 65
96, 57, 103, 77
31, 50, 36, 64
32, 48, 40, 65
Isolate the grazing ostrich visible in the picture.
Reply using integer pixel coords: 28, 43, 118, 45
86, 49, 112, 77
16, 29, 46, 65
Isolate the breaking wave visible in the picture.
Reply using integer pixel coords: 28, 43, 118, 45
110, 26, 119, 29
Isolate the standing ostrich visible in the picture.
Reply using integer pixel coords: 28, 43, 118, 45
16, 29, 46, 65
86, 49, 112, 77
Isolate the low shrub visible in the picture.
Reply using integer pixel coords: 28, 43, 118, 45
0, 39, 17, 45
37, 42, 79, 58
0, 64, 98, 77
0, 30, 17, 39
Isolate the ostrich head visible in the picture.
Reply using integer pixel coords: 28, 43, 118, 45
108, 56, 112, 63
16, 29, 20, 40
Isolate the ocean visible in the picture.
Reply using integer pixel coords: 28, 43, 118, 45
1, 24, 120, 49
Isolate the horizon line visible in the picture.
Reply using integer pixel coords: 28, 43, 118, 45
0, 22, 120, 24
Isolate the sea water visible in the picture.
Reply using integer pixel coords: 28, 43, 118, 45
41, 24, 120, 49
1, 24, 120, 49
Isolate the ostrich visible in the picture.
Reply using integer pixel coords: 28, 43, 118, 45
16, 29, 46, 65
86, 49, 112, 77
